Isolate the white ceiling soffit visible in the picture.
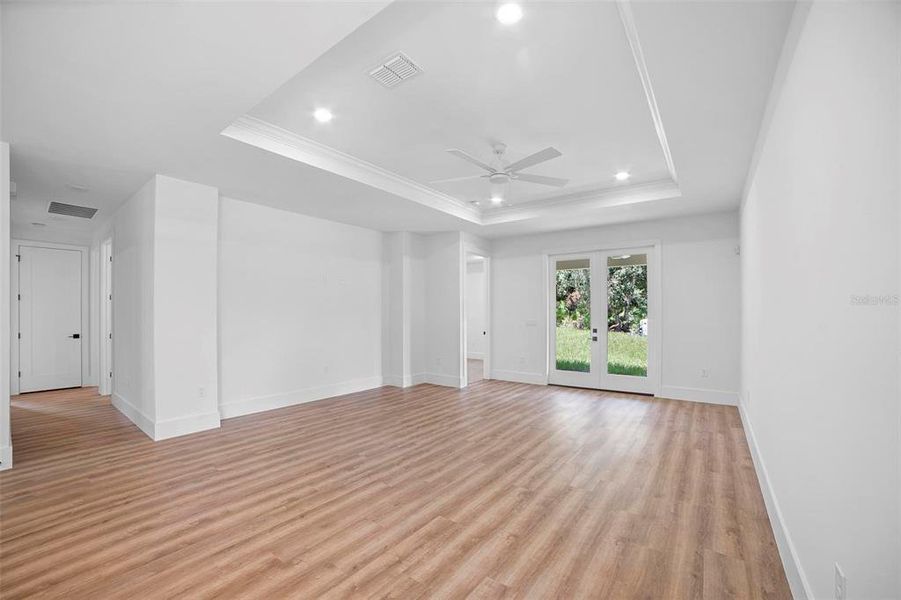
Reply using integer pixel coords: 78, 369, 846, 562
222, 115, 481, 224
222, 0, 682, 228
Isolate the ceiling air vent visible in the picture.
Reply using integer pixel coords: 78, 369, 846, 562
48, 201, 98, 219
369, 52, 421, 88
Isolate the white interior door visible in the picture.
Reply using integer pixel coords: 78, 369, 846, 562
19, 246, 83, 393
549, 248, 657, 394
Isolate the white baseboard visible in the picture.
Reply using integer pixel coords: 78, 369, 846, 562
154, 411, 220, 441
0, 444, 12, 471
491, 370, 547, 386
466, 352, 485, 360
382, 374, 413, 388
111, 393, 156, 440
219, 376, 384, 419
738, 400, 812, 600
658, 385, 738, 406
410, 373, 462, 388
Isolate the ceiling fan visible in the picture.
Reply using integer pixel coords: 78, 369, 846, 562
432, 143, 568, 201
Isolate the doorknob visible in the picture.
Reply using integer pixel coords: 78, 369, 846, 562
68, 333, 80, 339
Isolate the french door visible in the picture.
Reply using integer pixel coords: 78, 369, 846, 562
548, 247, 657, 394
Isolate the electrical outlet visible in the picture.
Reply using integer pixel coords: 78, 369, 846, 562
700, 368, 709, 378
834, 563, 846, 600
198, 386, 206, 399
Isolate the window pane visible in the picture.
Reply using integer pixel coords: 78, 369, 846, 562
555, 259, 591, 372
606, 254, 648, 377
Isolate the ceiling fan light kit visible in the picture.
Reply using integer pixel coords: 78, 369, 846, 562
435, 142, 569, 206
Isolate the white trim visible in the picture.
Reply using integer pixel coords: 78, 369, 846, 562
738, 400, 813, 600
382, 374, 412, 388
740, 1, 813, 208
111, 392, 156, 439
154, 411, 220, 441
218, 376, 384, 419
410, 373, 463, 388
11, 239, 91, 395
466, 352, 485, 360
99, 237, 113, 396
224, 116, 681, 228
617, 0, 678, 183
658, 385, 738, 406
222, 116, 480, 224
0, 444, 12, 471
491, 370, 547, 386
480, 179, 680, 225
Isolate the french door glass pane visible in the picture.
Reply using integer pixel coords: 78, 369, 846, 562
555, 258, 591, 372
606, 253, 648, 377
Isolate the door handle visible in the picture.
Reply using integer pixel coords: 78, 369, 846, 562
68, 333, 81, 339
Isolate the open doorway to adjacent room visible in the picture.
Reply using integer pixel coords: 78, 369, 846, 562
463, 252, 490, 387
99, 237, 113, 396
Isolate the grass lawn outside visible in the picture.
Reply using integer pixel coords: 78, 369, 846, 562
555, 327, 648, 377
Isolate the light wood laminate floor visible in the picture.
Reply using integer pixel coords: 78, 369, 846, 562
0, 382, 790, 599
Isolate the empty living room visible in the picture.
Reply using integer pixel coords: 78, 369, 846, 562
0, 1, 899, 598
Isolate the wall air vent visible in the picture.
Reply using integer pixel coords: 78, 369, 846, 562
48, 201, 98, 219
369, 52, 421, 88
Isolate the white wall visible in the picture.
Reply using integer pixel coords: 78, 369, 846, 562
415, 232, 464, 387
218, 196, 383, 417
740, 3, 900, 598
465, 260, 486, 359
382, 232, 412, 387
152, 175, 220, 437
491, 211, 740, 401
111, 178, 157, 429
1, 141, 11, 470
110, 175, 221, 440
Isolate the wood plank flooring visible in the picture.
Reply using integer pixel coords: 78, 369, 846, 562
0, 382, 791, 599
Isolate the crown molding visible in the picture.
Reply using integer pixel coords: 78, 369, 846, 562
480, 179, 681, 225
222, 115, 482, 224
223, 115, 682, 228
617, 0, 678, 184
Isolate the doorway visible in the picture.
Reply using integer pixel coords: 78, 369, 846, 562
548, 247, 658, 394
463, 253, 490, 387
99, 238, 113, 396
16, 243, 87, 393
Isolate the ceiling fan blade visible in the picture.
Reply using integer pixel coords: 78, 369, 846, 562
430, 174, 486, 184
514, 173, 570, 187
505, 146, 562, 173
446, 149, 495, 173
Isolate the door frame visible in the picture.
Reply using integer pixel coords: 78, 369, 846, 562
11, 240, 90, 395
544, 240, 662, 396
99, 237, 113, 396
461, 240, 492, 389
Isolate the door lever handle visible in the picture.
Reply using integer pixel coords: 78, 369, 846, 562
68, 333, 81, 339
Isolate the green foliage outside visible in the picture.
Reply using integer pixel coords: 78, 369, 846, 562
555, 263, 648, 376
554, 328, 648, 376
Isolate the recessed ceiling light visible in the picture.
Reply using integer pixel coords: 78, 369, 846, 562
66, 183, 90, 192
615, 171, 630, 181
313, 108, 333, 123
496, 3, 523, 25
490, 195, 503, 204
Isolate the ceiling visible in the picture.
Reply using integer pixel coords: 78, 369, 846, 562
2, 1, 795, 243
